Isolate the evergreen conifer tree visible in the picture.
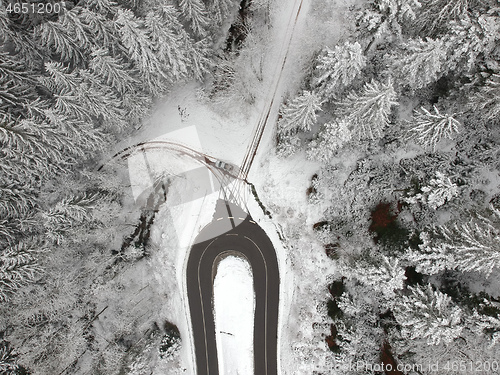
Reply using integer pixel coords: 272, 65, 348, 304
0, 115, 66, 178
439, 218, 500, 277
58, 6, 91, 51
84, 0, 120, 14
376, 0, 423, 23
413, 0, 476, 36
405, 217, 500, 277
0, 242, 43, 302
276, 134, 301, 158
405, 171, 459, 209
404, 231, 451, 275
41, 192, 102, 244
406, 106, 460, 151
74, 6, 116, 50
393, 284, 463, 345
306, 120, 351, 162
0, 52, 38, 117
207, 0, 235, 25
36, 19, 86, 66
313, 42, 366, 100
78, 69, 127, 129
444, 14, 500, 73
357, 0, 421, 43
337, 79, 398, 140
277, 91, 323, 135
187, 39, 211, 80
42, 109, 106, 157
0, 340, 20, 373
352, 256, 406, 299
89, 48, 137, 94
44, 62, 127, 129
157, 5, 209, 80
179, 0, 210, 37
0, 183, 38, 219
467, 74, 500, 120
144, 11, 189, 81
391, 37, 448, 89
115, 8, 163, 94
471, 307, 500, 347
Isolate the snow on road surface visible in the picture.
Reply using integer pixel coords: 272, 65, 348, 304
214, 256, 255, 375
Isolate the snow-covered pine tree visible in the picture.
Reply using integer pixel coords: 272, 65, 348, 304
188, 39, 211, 81
144, 11, 189, 82
0, 340, 20, 372
0, 5, 10, 34
83, 0, 119, 14
78, 70, 127, 129
0, 51, 34, 88
115, 8, 163, 94
404, 231, 451, 275
1, 104, 106, 221
0, 148, 46, 192
391, 37, 448, 89
407, 216, 500, 277
412, 0, 474, 36
276, 134, 301, 158
0, 241, 43, 301
337, 78, 398, 140
42, 109, 106, 158
158, 4, 209, 80
36, 18, 85, 66
444, 14, 500, 73
422, 171, 460, 209
439, 217, 500, 277
44, 62, 127, 129
0, 116, 53, 188
471, 305, 500, 347
357, 0, 421, 43
51, 85, 93, 124
42, 61, 81, 93
393, 284, 463, 345
41, 192, 102, 244
406, 106, 460, 151
467, 74, 500, 120
0, 183, 38, 220
349, 256, 407, 299
336, 289, 385, 364
0, 5, 42, 69
313, 42, 366, 100
0, 52, 38, 118
405, 171, 459, 209
0, 220, 19, 247
306, 120, 351, 162
207, 0, 235, 25
179, 0, 210, 37
58, 6, 91, 51
375, 0, 423, 22
89, 48, 137, 94
0, 115, 66, 177
277, 91, 323, 135
122, 91, 153, 126
76, 6, 117, 50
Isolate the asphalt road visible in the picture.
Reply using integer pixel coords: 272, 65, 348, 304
187, 199, 280, 375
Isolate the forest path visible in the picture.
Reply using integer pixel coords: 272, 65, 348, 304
238, 0, 309, 181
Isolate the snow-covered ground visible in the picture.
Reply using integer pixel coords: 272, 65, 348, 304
214, 256, 255, 375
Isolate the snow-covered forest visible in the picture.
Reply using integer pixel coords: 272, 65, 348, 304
270, 0, 500, 373
0, 0, 238, 372
1, 0, 500, 373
